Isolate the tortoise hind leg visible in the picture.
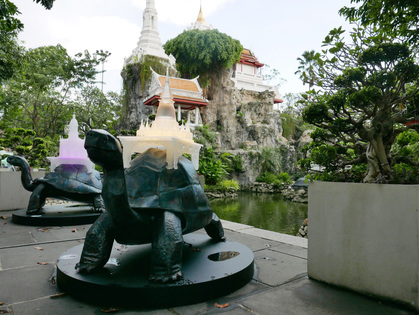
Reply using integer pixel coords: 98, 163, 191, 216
149, 211, 183, 282
93, 194, 105, 212
26, 183, 48, 214
76, 212, 115, 273
204, 213, 226, 241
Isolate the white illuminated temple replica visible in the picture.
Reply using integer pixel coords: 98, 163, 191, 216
48, 115, 95, 172
118, 72, 202, 170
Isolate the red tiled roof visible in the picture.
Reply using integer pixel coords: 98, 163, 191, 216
240, 48, 264, 68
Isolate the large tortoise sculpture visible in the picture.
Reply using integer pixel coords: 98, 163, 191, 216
7, 156, 104, 214
76, 129, 225, 282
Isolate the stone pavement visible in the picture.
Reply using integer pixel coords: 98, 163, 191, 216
0, 209, 414, 314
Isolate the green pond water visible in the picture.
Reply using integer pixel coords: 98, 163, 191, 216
210, 192, 308, 236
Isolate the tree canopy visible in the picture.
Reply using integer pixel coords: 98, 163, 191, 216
0, 0, 24, 84
164, 29, 243, 79
0, 45, 110, 138
339, 0, 419, 45
298, 24, 419, 184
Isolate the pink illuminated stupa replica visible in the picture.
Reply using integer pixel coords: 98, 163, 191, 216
118, 72, 202, 170
48, 115, 95, 172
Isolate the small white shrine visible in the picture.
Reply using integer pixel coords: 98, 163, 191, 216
118, 71, 202, 170
124, 0, 175, 67
47, 115, 95, 172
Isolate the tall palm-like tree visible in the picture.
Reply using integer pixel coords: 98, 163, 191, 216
295, 50, 319, 90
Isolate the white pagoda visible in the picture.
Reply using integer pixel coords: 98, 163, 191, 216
124, 0, 175, 67
187, 1, 214, 31
118, 71, 202, 170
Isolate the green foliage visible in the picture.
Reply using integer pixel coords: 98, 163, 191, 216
257, 147, 285, 174
0, 0, 24, 85
164, 29, 243, 79
256, 172, 292, 187
297, 20, 419, 184
193, 124, 217, 147
69, 85, 122, 135
207, 179, 240, 192
124, 55, 168, 93
0, 45, 111, 139
119, 129, 137, 136
194, 125, 241, 185
33, 0, 55, 9
0, 127, 58, 168
340, 0, 419, 45
199, 154, 228, 186
391, 129, 419, 184
280, 113, 308, 140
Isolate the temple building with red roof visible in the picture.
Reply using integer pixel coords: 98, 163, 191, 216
232, 48, 283, 107
144, 69, 208, 127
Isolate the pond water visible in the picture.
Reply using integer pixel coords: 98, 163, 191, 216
210, 192, 308, 236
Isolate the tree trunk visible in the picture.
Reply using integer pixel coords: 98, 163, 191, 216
363, 137, 391, 183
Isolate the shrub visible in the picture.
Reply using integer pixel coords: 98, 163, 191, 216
216, 179, 240, 191
256, 172, 292, 187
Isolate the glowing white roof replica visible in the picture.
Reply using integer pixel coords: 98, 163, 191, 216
48, 114, 95, 172
118, 71, 202, 170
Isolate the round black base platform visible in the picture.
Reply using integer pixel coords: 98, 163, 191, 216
57, 233, 254, 308
12, 204, 102, 226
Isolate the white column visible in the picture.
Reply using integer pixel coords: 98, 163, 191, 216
195, 107, 199, 125
177, 105, 181, 121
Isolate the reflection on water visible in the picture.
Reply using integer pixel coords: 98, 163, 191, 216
210, 192, 308, 236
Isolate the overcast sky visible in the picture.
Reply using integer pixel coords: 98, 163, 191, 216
13, 0, 353, 96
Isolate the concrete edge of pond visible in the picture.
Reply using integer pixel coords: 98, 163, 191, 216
221, 220, 308, 248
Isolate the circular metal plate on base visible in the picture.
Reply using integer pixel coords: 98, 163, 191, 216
12, 205, 102, 226
57, 233, 254, 308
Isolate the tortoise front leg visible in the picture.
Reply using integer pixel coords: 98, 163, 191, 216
149, 211, 183, 283
77, 212, 115, 273
204, 212, 226, 241
26, 183, 47, 214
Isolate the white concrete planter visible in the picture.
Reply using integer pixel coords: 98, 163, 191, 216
308, 181, 419, 309
0, 170, 46, 211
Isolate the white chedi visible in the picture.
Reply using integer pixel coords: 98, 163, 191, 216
47, 114, 95, 172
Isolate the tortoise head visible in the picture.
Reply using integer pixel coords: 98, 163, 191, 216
6, 155, 30, 170
85, 129, 123, 169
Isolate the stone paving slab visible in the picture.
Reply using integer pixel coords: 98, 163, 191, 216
0, 211, 36, 247
0, 265, 56, 304
236, 226, 308, 248
253, 249, 307, 287
172, 280, 269, 315
269, 243, 308, 259
219, 229, 280, 252
0, 240, 83, 269
239, 277, 410, 315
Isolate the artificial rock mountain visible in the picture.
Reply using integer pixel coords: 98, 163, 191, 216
120, 65, 301, 186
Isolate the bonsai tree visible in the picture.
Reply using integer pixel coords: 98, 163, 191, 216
0, 127, 57, 168
298, 23, 419, 183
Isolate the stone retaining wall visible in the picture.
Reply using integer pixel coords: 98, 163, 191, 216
0, 170, 46, 210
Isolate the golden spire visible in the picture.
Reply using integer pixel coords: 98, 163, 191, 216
196, 1, 207, 24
